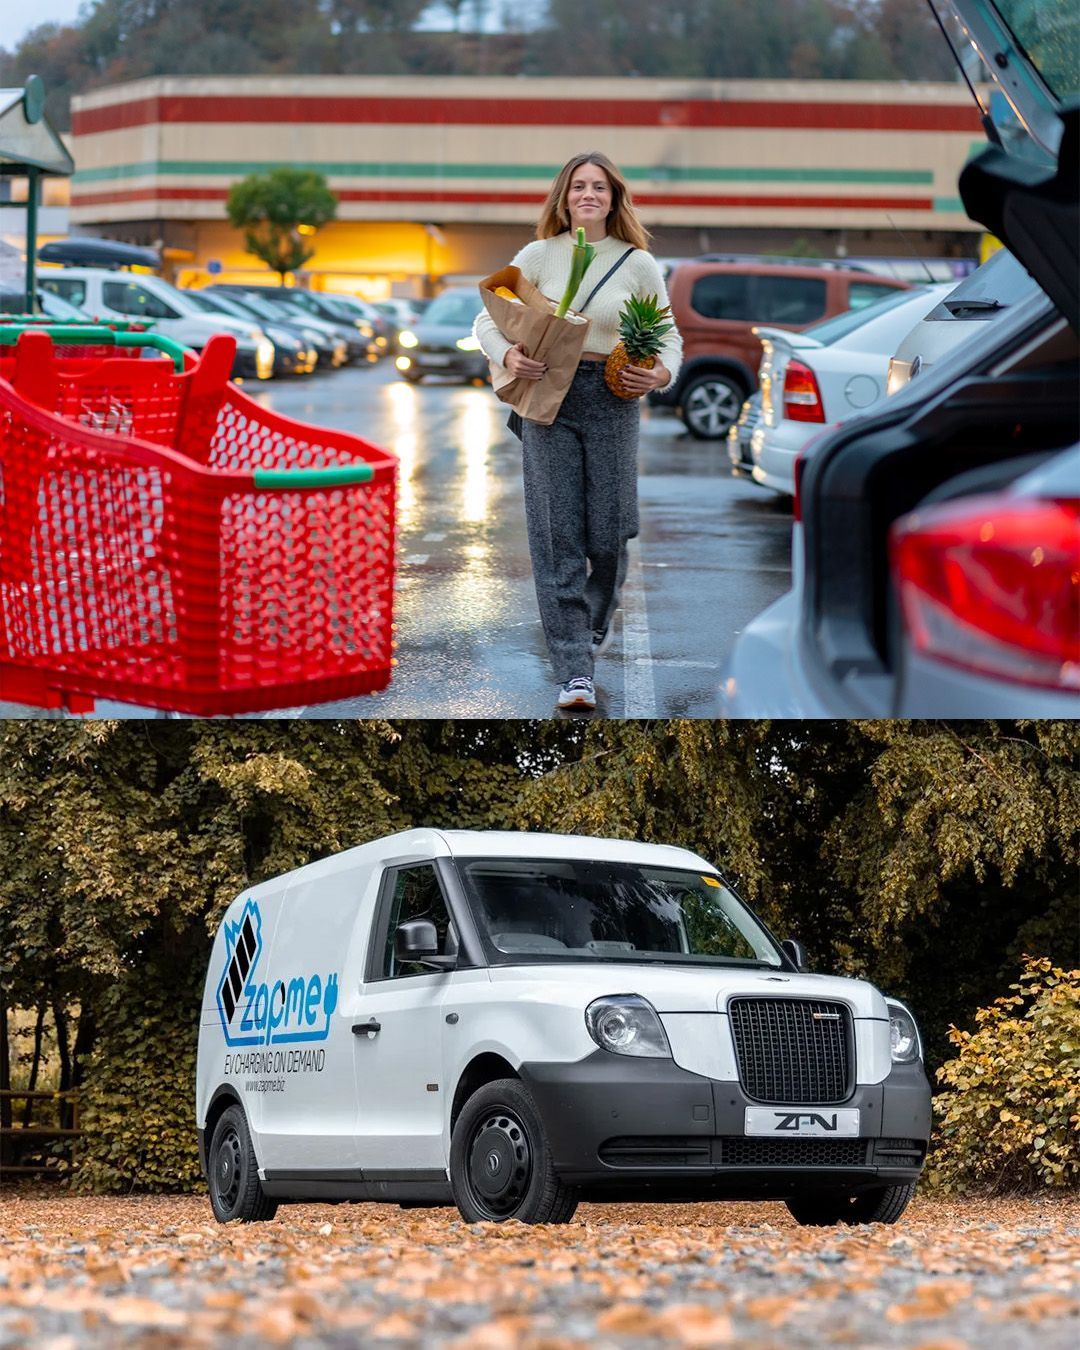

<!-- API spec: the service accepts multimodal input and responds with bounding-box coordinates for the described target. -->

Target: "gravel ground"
[0,1191,1077,1348]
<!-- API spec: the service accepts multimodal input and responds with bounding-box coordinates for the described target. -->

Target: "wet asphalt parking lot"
[5,359,794,720]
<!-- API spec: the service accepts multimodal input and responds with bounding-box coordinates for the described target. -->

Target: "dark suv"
[653,258,909,438]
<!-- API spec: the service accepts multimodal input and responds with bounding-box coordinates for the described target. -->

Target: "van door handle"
[352,1021,381,1037]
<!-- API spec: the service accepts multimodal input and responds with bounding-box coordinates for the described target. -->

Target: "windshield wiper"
[944,298,1004,315]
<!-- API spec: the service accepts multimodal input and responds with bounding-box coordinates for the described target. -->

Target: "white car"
[750,285,953,497]
[197,829,931,1228]
[37,267,275,380]
[887,249,1039,394]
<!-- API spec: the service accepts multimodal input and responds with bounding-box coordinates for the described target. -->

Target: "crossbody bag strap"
[578,247,635,312]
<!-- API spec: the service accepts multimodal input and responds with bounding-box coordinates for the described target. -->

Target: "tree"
[225,168,338,282]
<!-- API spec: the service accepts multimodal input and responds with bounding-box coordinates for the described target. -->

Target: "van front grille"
[728,998,853,1104]
[718,1137,868,1167]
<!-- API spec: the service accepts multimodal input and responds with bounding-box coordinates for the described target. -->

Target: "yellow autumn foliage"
[930,956,1080,1193]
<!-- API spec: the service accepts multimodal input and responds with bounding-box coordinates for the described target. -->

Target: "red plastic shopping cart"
[0,329,396,715]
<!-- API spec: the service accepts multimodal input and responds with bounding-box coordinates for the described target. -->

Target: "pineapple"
[605,294,674,399]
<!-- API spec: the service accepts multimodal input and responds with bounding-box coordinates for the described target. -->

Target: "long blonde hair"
[536,152,651,251]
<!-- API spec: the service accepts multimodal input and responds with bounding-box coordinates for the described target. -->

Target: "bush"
[930,957,1080,1193]
[73,959,203,1194]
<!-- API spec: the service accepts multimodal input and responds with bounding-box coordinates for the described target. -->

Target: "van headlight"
[887,1000,921,1063]
[585,995,671,1058]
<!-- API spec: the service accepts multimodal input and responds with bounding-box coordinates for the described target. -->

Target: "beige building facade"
[68,75,986,297]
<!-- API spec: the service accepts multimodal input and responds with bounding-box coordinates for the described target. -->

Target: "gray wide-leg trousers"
[520,362,641,683]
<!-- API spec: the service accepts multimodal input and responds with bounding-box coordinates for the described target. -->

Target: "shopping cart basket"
[0,328,396,715]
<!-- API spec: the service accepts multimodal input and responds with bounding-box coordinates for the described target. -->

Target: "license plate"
[422,353,451,366]
[745,1107,860,1137]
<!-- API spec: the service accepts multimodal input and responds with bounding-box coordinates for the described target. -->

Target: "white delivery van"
[197,830,931,1227]
[37,268,275,380]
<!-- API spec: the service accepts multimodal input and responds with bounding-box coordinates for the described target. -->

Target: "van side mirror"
[395,919,456,970]
[781,938,808,972]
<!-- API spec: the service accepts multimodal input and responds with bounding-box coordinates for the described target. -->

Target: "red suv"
[653,258,910,438]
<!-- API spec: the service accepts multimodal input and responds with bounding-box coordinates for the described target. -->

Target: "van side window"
[41,278,86,308]
[102,281,179,321]
[753,276,827,324]
[380,865,455,979]
[690,273,753,320]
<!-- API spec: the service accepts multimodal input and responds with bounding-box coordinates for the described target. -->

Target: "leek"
[554,227,596,318]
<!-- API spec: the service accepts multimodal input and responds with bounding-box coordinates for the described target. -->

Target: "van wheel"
[680,373,743,439]
[207,1104,277,1223]
[786,1181,917,1227]
[450,1079,578,1225]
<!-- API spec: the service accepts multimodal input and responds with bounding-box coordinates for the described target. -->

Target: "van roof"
[240,829,715,899]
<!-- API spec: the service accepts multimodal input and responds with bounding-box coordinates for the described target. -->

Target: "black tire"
[786,1181,917,1227]
[450,1078,578,1225]
[400,369,423,383]
[679,373,745,439]
[207,1104,277,1223]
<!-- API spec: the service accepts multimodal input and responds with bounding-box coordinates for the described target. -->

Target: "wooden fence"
[0,1089,82,1178]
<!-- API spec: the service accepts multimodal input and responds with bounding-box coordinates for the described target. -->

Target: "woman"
[474,151,682,710]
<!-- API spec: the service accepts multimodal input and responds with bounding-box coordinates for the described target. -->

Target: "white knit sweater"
[474,233,683,388]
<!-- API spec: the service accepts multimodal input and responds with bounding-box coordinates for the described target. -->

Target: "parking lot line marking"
[622,540,657,717]
[403,554,430,565]
[422,532,447,542]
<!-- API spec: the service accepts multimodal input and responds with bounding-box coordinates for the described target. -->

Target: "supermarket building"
[67,75,986,298]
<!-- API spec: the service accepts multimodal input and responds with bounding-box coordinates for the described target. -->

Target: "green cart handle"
[253,465,375,490]
[0,325,189,371]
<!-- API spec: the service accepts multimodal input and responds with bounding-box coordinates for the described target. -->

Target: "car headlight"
[887,1000,921,1063]
[585,995,671,1058]
[456,335,481,352]
[398,330,419,348]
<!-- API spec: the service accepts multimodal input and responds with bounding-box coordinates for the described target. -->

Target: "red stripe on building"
[71,186,936,211]
[72,95,980,137]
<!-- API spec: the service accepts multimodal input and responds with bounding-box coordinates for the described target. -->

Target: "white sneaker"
[557,676,596,709]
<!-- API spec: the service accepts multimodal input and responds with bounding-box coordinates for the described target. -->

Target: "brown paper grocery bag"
[479,266,591,426]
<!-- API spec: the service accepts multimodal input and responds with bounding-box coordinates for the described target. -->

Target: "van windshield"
[457,859,784,967]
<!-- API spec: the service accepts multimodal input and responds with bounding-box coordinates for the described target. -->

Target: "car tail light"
[890,495,1080,690]
[783,360,825,423]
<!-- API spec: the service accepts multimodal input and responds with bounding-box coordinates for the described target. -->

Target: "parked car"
[374,298,423,331]
[395,287,487,383]
[204,287,348,370]
[720,0,1078,717]
[0,287,93,321]
[213,285,371,363]
[197,829,930,1227]
[727,391,764,481]
[748,284,954,497]
[184,288,316,377]
[37,268,275,380]
[322,294,395,353]
[650,259,909,439]
[886,248,1039,394]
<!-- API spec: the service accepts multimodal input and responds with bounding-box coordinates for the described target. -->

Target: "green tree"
[225,168,338,282]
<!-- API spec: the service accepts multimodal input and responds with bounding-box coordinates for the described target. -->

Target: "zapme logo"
[215,899,338,1048]
[774,1112,839,1132]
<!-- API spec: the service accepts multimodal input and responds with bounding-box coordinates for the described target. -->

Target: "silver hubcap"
[686,381,741,437]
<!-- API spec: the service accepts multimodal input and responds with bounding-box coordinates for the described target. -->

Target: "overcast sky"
[2,0,86,53]
[0,2,523,55]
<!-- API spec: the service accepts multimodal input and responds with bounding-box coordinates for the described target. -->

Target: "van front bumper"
[519,1052,930,1197]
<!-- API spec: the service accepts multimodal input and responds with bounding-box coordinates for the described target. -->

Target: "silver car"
[721,0,1078,717]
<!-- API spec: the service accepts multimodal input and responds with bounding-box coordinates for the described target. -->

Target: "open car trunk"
[799,329,1078,697]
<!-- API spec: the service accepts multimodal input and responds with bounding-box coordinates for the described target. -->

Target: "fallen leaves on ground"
[0,1192,1076,1347]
